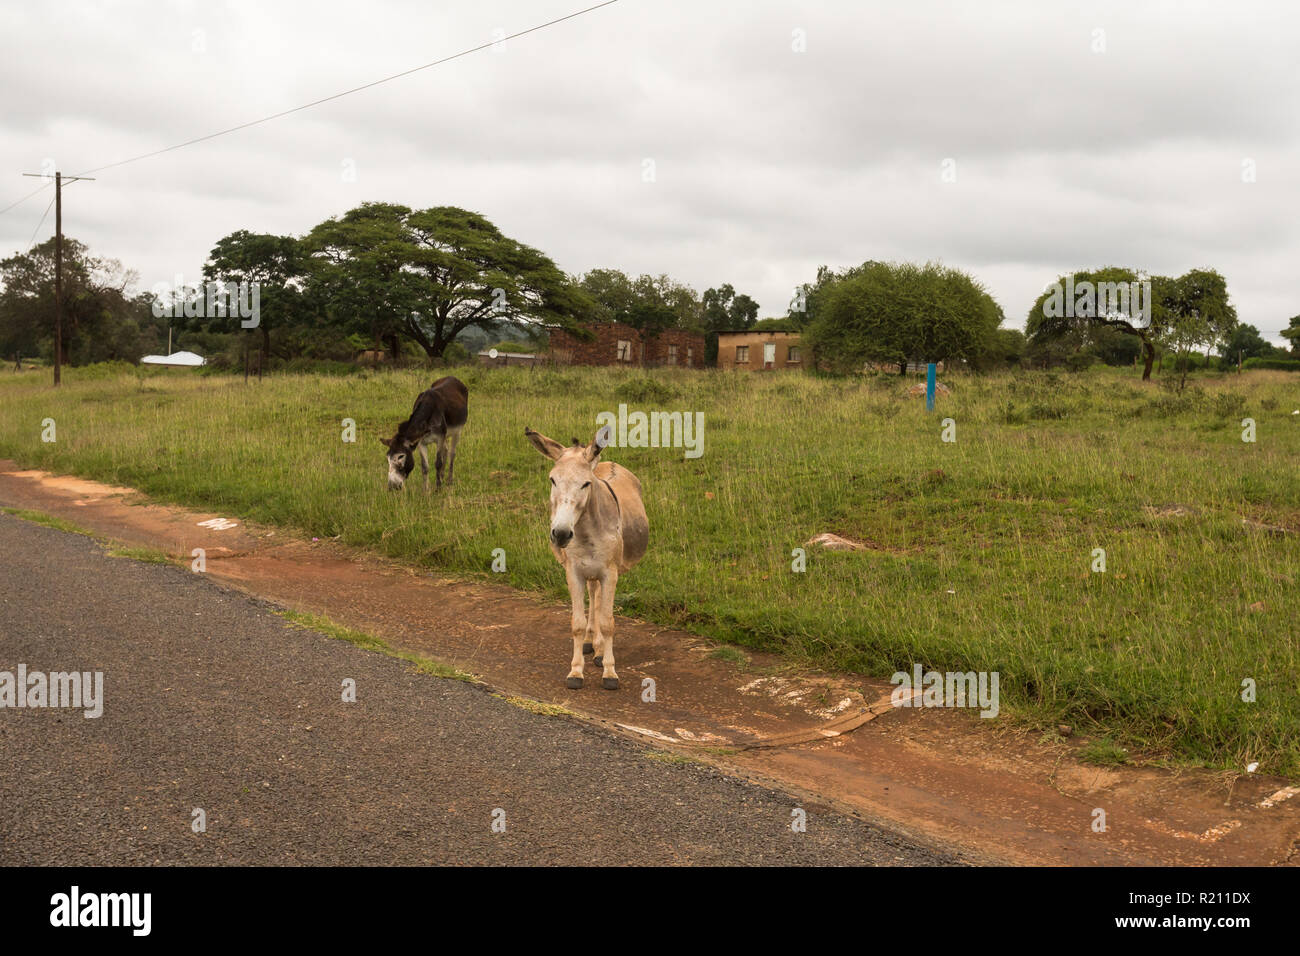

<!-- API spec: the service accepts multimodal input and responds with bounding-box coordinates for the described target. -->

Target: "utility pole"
[21,170,95,386]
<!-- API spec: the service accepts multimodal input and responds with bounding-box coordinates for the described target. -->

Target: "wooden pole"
[54,172,62,387]
[21,171,94,387]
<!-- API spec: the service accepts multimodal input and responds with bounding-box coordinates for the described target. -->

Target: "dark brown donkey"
[380,376,468,491]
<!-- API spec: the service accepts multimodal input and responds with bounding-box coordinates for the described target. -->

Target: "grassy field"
[1,362,1297,774]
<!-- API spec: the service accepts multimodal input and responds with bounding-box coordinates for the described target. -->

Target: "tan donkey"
[525,426,649,690]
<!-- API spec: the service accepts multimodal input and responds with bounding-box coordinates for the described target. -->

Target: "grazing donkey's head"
[379,435,417,491]
[525,426,609,549]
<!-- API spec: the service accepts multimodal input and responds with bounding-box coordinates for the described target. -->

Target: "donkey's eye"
[549,477,556,485]
[582,481,591,489]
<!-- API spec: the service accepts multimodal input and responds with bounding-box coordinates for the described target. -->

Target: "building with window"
[547,321,706,368]
[716,329,803,371]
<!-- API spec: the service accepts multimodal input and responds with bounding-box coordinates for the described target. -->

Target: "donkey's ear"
[585,425,612,463]
[524,427,566,461]
[378,436,392,449]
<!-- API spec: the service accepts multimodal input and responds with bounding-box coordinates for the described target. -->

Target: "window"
[735,345,749,364]
[667,343,679,365]
[686,347,693,365]
[787,346,801,363]
[616,340,633,362]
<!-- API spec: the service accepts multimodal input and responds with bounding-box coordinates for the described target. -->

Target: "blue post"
[926,362,936,411]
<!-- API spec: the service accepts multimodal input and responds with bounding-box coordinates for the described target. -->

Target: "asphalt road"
[0,513,955,866]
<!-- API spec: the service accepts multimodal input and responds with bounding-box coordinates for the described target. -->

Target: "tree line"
[3,201,1296,374]
[0,203,764,370]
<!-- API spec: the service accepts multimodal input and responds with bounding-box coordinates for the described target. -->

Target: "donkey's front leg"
[434,436,447,490]
[564,562,588,689]
[417,443,431,492]
[583,579,603,658]
[595,567,619,690]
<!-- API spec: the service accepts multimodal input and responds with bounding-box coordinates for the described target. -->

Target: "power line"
[26,194,56,250]
[73,0,621,178]
[1,180,51,216]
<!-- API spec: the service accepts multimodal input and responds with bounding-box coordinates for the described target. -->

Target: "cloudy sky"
[2,0,1297,342]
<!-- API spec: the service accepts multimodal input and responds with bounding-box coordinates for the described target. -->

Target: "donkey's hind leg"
[444,426,462,485]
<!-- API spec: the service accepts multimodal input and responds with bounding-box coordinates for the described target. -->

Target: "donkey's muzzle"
[550,527,573,548]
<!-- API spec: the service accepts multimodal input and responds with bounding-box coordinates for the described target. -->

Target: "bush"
[615,376,680,404]
[1027,400,1070,420]
[270,358,361,377]
[1242,357,1300,371]
[70,360,141,380]
[442,342,471,363]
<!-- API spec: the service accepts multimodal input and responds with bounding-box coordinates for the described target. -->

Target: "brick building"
[547,321,706,368]
[715,329,804,371]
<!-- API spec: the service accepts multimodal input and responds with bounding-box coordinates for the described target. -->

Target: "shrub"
[1242,357,1300,371]
[615,377,680,404]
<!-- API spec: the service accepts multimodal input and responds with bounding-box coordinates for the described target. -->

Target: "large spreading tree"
[1027,266,1236,380]
[304,203,590,361]
[196,230,307,358]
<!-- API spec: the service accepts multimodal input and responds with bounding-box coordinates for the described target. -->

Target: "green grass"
[1079,738,1131,767]
[642,750,702,765]
[493,694,576,718]
[105,545,176,564]
[708,646,752,666]
[1,506,94,537]
[276,609,477,682]
[1,363,1298,774]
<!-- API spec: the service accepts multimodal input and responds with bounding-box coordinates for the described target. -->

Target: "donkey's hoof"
[583,642,594,655]
[593,655,603,667]
[602,677,619,691]
[565,676,583,690]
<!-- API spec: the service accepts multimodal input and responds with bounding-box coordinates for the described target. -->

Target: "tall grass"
[2,363,1297,773]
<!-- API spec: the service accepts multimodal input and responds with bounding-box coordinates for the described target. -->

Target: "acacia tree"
[1027,266,1236,381]
[304,203,589,360]
[197,230,306,358]
[304,203,421,361]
